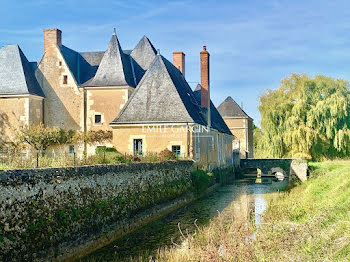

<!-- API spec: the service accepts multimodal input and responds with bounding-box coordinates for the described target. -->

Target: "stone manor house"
[0,28,253,168]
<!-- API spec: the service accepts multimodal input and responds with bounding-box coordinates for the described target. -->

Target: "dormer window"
[63,75,68,84]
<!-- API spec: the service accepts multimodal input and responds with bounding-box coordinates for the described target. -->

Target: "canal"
[81,177,289,261]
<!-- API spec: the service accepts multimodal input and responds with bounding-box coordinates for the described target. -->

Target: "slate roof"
[54,33,157,88]
[192,88,232,135]
[130,36,157,83]
[84,34,136,87]
[0,45,45,97]
[217,96,251,118]
[111,55,232,135]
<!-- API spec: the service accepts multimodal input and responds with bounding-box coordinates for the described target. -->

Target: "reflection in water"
[82,177,288,261]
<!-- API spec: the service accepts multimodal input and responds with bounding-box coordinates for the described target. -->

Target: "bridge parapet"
[240,158,308,182]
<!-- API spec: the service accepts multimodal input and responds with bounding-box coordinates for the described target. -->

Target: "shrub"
[191,169,215,195]
[141,152,160,163]
[95,146,117,153]
[159,148,177,161]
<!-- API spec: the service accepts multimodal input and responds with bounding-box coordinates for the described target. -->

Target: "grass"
[143,160,350,261]
[0,149,180,170]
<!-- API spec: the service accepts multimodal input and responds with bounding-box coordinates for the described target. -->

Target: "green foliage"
[17,123,75,152]
[191,169,215,194]
[256,161,350,261]
[95,146,117,153]
[73,130,112,145]
[257,73,350,160]
[159,148,177,161]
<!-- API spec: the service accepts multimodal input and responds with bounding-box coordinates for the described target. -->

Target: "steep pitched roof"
[84,34,136,87]
[111,54,206,125]
[192,88,232,135]
[0,45,44,97]
[130,36,157,83]
[194,83,201,91]
[217,96,250,118]
[111,55,232,135]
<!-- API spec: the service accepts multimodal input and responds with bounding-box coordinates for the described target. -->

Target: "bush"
[142,152,160,163]
[159,149,177,161]
[191,169,215,195]
[95,146,117,153]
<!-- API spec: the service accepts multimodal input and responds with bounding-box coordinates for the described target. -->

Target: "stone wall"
[240,158,308,182]
[0,161,194,261]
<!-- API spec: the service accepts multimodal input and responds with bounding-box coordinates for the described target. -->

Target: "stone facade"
[112,124,233,169]
[223,117,254,158]
[1,28,235,166]
[0,96,43,144]
[0,161,195,261]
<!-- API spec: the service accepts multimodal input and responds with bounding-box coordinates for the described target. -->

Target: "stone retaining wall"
[0,161,194,261]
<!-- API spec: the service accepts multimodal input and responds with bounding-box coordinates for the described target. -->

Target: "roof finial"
[113,28,116,35]
[157,49,160,56]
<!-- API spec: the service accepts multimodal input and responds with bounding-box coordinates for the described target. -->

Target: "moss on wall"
[0,161,193,261]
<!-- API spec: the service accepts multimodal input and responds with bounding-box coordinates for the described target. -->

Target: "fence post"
[73,152,76,167]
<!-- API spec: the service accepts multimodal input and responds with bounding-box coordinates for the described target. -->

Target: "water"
[81,177,288,261]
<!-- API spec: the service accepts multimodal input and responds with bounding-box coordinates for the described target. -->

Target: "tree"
[258,73,350,160]
[72,130,112,145]
[17,123,75,153]
[17,124,113,155]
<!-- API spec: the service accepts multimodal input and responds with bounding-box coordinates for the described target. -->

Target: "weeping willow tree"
[257,73,350,160]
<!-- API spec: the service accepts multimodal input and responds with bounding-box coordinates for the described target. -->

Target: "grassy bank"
[149,161,350,261]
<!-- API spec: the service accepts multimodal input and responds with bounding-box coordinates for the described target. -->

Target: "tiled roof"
[217,96,250,118]
[0,45,44,97]
[111,55,232,136]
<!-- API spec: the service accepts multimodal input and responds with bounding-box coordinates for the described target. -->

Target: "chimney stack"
[43,28,62,55]
[173,51,185,77]
[200,45,210,108]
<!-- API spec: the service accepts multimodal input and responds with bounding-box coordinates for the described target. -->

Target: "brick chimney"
[200,45,210,108]
[173,51,185,77]
[43,28,62,55]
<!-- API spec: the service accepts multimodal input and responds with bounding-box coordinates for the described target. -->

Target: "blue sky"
[1,0,350,125]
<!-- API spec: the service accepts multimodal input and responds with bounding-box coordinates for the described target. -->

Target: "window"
[171,145,181,156]
[95,114,102,124]
[133,139,143,156]
[63,75,68,84]
[69,145,75,154]
[59,61,62,66]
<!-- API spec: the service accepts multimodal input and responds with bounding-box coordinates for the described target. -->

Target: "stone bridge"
[240,158,308,182]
